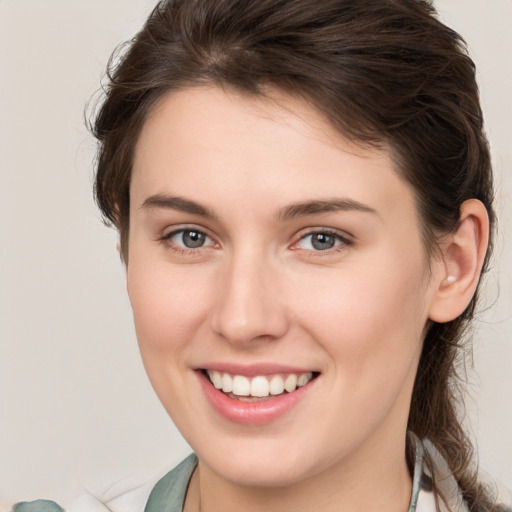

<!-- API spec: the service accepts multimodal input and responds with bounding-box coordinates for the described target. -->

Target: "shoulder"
[10,501,64,512]
[412,435,512,512]
[74,454,198,512]
[68,480,155,512]
[8,454,198,512]
[409,433,469,512]
[144,453,198,512]
[8,482,153,512]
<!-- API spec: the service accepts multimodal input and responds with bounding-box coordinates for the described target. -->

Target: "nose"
[211,252,290,346]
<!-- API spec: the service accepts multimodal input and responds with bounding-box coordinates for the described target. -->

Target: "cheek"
[126,255,219,429]
[126,257,212,359]
[289,250,430,386]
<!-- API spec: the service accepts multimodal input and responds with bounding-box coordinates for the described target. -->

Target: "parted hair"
[91,1,502,510]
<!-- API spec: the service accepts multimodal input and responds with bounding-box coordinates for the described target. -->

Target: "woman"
[11,0,509,511]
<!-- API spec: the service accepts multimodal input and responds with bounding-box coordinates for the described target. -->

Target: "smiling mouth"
[204,370,318,402]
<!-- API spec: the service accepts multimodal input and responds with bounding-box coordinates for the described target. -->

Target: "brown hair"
[91,0,502,510]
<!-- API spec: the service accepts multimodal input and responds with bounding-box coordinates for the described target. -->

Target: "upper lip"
[197,362,319,377]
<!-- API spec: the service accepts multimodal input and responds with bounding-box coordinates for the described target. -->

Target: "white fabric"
[416,489,437,512]
[422,439,469,512]
[68,480,155,512]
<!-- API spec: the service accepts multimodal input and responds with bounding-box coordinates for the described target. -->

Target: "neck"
[185,430,413,512]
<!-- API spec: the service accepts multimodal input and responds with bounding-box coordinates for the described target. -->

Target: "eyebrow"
[278,198,378,220]
[141,194,217,219]
[140,194,378,221]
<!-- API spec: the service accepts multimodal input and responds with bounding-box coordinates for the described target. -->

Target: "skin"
[126,86,457,512]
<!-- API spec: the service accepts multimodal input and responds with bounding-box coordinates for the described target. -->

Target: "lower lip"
[198,371,317,425]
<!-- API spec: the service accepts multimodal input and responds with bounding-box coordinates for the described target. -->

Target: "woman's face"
[127,86,442,487]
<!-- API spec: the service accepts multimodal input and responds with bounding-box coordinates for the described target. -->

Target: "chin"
[212,455,313,488]
[191,431,330,489]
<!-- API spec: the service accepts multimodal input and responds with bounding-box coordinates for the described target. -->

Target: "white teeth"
[232,375,251,396]
[211,370,222,389]
[269,375,285,395]
[222,372,233,393]
[206,370,315,398]
[297,372,313,387]
[251,376,270,397]
[284,374,297,392]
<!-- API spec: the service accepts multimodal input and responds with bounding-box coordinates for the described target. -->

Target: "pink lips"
[197,366,318,425]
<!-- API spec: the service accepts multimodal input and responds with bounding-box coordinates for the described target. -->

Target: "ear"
[428,199,490,323]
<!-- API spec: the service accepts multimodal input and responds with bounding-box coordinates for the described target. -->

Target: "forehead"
[131,86,416,226]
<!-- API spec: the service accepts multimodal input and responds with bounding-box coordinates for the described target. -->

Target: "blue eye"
[297,232,345,251]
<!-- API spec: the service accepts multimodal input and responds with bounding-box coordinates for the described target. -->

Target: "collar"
[144,436,467,512]
[409,432,468,512]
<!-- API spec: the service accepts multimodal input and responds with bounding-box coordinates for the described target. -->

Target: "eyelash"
[159,227,216,256]
[158,227,353,257]
[292,229,353,256]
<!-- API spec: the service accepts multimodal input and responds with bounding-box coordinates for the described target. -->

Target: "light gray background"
[0,0,510,506]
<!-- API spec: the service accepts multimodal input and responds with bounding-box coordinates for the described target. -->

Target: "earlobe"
[428,199,490,323]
